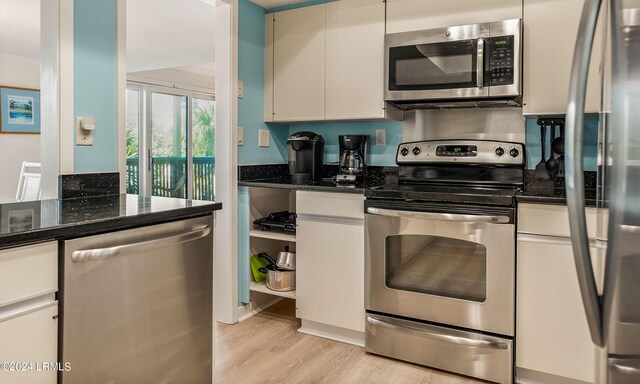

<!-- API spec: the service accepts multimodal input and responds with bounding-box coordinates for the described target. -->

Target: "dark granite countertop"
[0,194,222,249]
[239,177,370,194]
[238,164,397,194]
[517,171,597,206]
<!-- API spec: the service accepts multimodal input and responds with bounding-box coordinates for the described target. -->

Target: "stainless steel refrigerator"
[566,0,640,382]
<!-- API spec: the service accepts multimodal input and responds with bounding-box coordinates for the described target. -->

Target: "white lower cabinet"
[516,204,606,384]
[296,191,365,345]
[0,242,58,384]
[0,303,58,384]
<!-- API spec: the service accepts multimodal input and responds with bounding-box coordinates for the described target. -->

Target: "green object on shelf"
[250,254,269,283]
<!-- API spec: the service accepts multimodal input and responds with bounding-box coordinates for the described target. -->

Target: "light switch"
[258,129,270,147]
[76,116,95,146]
[238,80,244,98]
[238,127,244,145]
[375,128,386,146]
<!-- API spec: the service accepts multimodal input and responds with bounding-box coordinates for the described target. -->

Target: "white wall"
[0,55,41,202]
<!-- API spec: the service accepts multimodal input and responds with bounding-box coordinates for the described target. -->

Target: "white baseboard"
[298,319,365,347]
[236,295,283,322]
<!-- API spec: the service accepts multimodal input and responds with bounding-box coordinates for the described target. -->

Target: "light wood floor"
[215,299,484,384]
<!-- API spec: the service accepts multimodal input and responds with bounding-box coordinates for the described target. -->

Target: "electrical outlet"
[258,129,270,147]
[375,128,386,146]
[238,80,244,98]
[238,127,244,145]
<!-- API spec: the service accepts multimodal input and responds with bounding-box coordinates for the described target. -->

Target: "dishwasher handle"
[366,207,510,224]
[71,226,211,262]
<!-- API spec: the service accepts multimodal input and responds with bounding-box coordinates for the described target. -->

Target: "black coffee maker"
[287,131,324,184]
[337,135,369,183]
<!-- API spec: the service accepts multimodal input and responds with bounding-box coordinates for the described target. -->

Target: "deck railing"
[126,157,215,200]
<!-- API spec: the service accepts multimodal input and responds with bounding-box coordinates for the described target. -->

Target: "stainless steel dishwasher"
[60,216,213,384]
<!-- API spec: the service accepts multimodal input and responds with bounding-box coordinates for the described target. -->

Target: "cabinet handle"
[71,226,211,262]
[0,302,57,323]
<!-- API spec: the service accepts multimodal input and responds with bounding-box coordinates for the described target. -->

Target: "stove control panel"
[396,140,524,165]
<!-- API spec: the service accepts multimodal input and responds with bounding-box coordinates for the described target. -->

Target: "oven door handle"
[366,207,510,224]
[367,315,509,350]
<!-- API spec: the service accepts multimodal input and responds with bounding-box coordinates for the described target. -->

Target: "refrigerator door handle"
[71,226,211,262]
[565,0,604,347]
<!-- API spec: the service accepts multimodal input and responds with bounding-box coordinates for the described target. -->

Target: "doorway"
[125,84,215,200]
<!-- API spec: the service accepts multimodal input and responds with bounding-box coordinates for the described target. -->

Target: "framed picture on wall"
[0,86,41,134]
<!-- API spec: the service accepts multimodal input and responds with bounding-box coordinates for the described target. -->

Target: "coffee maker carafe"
[287,131,324,184]
[337,135,369,183]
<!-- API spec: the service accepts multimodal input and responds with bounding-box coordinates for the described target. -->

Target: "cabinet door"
[516,236,602,383]
[272,5,325,122]
[325,0,385,120]
[523,0,604,115]
[296,217,364,333]
[386,0,522,34]
[0,303,58,384]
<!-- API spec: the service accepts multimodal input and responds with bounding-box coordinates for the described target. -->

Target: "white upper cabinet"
[269,5,326,122]
[386,0,522,33]
[325,0,385,120]
[265,0,391,123]
[523,0,605,115]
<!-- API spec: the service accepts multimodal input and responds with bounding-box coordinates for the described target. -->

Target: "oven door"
[384,22,490,102]
[365,204,515,336]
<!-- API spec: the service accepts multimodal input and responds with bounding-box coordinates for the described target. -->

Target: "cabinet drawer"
[0,302,58,384]
[517,203,599,239]
[296,191,364,219]
[0,242,57,307]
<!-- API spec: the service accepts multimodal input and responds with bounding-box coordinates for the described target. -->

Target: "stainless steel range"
[364,139,524,384]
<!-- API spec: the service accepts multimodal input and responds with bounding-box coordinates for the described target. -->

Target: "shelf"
[250,281,296,299]
[250,229,296,242]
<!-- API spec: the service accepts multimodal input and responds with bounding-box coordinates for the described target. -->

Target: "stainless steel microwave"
[384,19,522,110]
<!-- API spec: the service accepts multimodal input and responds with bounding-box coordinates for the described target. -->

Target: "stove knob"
[495,147,505,157]
[412,147,421,156]
[510,148,520,158]
[400,147,409,156]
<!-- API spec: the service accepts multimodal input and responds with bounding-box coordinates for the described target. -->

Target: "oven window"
[388,40,479,91]
[385,235,487,302]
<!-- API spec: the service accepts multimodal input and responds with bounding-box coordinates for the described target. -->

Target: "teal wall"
[238,0,289,165]
[289,121,402,166]
[524,116,598,171]
[73,0,118,173]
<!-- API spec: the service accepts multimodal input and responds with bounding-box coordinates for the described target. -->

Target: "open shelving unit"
[247,187,297,302]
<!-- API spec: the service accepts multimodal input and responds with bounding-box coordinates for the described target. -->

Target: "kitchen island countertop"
[0,194,222,249]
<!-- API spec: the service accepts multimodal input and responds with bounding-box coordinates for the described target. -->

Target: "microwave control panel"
[488,36,514,86]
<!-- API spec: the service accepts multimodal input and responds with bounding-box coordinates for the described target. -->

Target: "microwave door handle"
[477,37,485,88]
[565,0,603,347]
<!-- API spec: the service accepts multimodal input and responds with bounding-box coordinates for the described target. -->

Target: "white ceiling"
[250,0,311,9]
[127,0,216,73]
[0,0,40,61]
[0,0,215,73]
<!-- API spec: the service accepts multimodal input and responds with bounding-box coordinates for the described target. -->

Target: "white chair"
[15,162,41,201]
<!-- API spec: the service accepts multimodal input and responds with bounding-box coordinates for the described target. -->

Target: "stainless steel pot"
[276,246,296,270]
[264,264,296,292]
[258,253,296,292]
